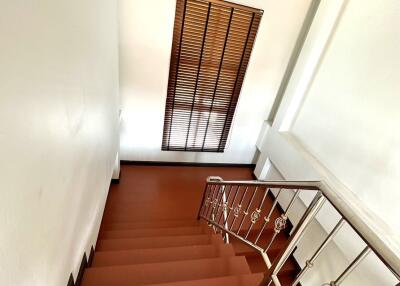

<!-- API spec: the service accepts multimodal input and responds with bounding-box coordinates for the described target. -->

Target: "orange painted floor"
[105,165,255,221]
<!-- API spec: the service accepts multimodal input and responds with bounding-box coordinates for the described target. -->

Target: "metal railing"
[197,176,400,286]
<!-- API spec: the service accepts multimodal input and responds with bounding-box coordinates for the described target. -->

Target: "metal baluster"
[211,184,224,221]
[214,185,231,224]
[217,185,234,223]
[229,186,249,231]
[202,184,214,218]
[236,186,259,234]
[264,190,300,253]
[216,185,229,235]
[329,246,371,286]
[210,185,223,221]
[259,192,326,286]
[221,188,230,243]
[292,218,346,286]
[223,186,241,226]
[244,187,270,239]
[254,188,282,244]
[215,186,226,235]
[209,185,222,233]
[198,184,211,218]
[205,185,218,219]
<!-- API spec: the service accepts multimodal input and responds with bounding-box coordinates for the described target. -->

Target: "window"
[162,0,262,152]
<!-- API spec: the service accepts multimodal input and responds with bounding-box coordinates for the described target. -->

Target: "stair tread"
[82,256,251,286]
[102,207,196,222]
[245,255,298,275]
[96,234,223,251]
[142,273,264,286]
[276,274,298,286]
[92,243,235,267]
[230,230,287,256]
[101,220,201,231]
[99,225,207,239]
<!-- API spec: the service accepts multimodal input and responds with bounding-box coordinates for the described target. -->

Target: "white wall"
[119,0,312,163]
[292,0,400,238]
[255,0,400,284]
[0,1,120,285]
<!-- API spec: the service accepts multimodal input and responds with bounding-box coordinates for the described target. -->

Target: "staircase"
[82,219,265,285]
[80,165,299,286]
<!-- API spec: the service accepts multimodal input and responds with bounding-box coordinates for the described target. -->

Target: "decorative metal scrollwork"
[222,202,228,212]
[213,198,218,209]
[233,204,241,217]
[211,213,215,221]
[250,209,261,223]
[205,197,211,206]
[274,214,287,233]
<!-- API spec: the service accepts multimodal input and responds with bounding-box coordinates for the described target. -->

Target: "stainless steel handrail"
[204,178,321,189]
[197,177,400,285]
[316,180,400,282]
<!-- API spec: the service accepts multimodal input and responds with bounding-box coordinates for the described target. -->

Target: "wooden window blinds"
[162,0,263,152]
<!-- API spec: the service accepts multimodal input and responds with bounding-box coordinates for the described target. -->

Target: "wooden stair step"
[101,220,200,231]
[245,255,298,276]
[230,229,287,257]
[277,274,298,286]
[96,234,223,252]
[99,226,206,239]
[143,273,264,286]
[92,243,235,267]
[104,200,194,209]
[81,256,251,286]
[102,213,195,223]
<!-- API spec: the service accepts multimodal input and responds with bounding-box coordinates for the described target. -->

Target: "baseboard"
[67,171,114,286]
[67,245,95,286]
[67,274,74,286]
[121,160,256,168]
[87,246,95,267]
[75,253,87,286]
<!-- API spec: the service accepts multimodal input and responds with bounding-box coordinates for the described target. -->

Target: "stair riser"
[101,220,201,231]
[96,235,223,252]
[92,244,235,267]
[138,273,264,286]
[99,226,206,239]
[82,257,251,286]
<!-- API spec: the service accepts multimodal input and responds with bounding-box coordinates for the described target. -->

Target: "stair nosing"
[97,233,216,242]
[139,273,264,286]
[93,242,231,254]
[91,244,236,268]
[95,234,224,252]
[85,255,250,272]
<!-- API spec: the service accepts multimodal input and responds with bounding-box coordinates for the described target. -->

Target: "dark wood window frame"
[162,0,263,152]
